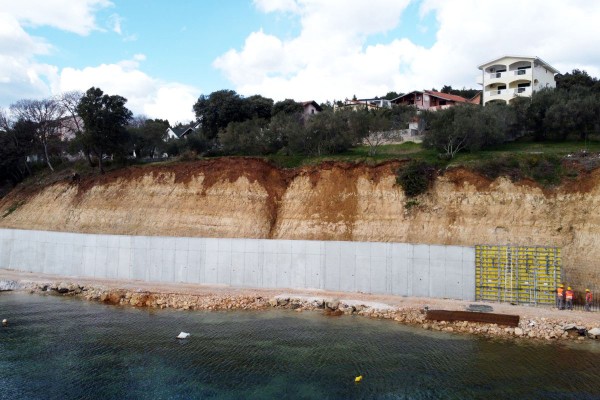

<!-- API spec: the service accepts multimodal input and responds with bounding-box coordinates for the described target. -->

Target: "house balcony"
[488,89,507,96]
[513,87,532,95]
[488,71,507,80]
[513,69,532,77]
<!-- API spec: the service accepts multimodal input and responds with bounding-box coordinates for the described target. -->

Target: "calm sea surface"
[1,292,600,399]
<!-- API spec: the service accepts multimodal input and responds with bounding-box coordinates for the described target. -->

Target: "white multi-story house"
[478,56,559,105]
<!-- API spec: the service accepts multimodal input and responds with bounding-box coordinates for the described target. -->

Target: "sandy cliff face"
[1,158,598,288]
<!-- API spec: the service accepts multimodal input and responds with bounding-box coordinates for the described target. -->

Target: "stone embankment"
[8,279,600,343]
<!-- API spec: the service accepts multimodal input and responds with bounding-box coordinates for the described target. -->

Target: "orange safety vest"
[565,290,574,300]
[586,292,593,302]
[557,287,564,297]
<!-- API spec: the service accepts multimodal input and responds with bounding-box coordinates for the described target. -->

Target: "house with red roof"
[391,90,478,111]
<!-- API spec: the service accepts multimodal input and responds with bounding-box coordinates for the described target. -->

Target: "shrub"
[473,154,564,187]
[396,161,437,197]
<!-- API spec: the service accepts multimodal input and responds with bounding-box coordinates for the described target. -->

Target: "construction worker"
[565,286,574,310]
[585,289,593,312]
[556,284,565,310]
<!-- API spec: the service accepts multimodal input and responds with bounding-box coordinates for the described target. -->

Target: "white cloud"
[0,0,112,35]
[0,3,195,124]
[0,13,59,101]
[108,13,123,35]
[59,56,198,123]
[253,0,300,13]
[215,0,600,101]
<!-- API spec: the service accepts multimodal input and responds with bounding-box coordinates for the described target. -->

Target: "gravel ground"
[2,268,599,328]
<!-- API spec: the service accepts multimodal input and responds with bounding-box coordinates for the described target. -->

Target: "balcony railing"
[514,87,531,94]
[489,72,507,79]
[489,89,506,96]
[514,69,530,76]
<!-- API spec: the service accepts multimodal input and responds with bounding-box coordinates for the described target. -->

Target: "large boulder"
[325,298,340,310]
[587,328,600,339]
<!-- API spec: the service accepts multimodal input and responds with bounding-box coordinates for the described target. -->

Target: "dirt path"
[2,268,599,328]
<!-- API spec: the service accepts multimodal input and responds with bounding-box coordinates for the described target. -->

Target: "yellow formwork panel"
[475,245,561,305]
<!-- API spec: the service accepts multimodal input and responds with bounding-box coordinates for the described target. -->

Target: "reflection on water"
[1,293,600,399]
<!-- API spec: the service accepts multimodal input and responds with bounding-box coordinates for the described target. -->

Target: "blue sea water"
[1,292,600,399]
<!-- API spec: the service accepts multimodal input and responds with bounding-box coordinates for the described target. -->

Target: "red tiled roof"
[424,90,469,103]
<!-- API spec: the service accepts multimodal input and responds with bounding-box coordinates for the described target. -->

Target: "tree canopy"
[77,87,133,173]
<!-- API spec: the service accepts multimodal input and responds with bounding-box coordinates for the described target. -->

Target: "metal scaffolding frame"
[475,245,561,305]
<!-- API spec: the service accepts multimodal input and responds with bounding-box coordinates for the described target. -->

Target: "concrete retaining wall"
[0,229,476,300]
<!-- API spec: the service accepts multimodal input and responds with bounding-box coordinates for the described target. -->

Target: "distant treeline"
[0,70,598,193]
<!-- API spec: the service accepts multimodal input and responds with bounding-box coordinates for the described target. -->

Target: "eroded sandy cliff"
[1,158,598,288]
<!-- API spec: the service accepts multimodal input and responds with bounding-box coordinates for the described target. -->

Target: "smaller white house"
[478,56,559,105]
[301,101,322,117]
[166,121,201,139]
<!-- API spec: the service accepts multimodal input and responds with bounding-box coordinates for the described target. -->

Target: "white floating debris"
[2,319,7,327]
[176,332,190,339]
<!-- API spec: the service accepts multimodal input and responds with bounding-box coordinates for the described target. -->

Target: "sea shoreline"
[2,268,600,344]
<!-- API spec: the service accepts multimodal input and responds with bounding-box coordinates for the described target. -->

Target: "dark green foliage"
[193,90,246,140]
[245,95,274,120]
[219,118,281,155]
[423,103,516,158]
[440,85,480,99]
[396,161,437,197]
[555,69,600,92]
[184,132,211,155]
[300,110,358,156]
[76,87,133,173]
[272,99,303,116]
[473,154,564,187]
[0,118,35,186]
[383,91,401,100]
[128,118,169,158]
[193,90,274,140]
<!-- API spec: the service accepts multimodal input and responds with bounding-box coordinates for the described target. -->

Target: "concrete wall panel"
[262,253,277,288]
[324,241,341,291]
[339,242,356,293]
[0,229,476,301]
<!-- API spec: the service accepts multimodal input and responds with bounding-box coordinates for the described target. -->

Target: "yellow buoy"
[355,375,363,383]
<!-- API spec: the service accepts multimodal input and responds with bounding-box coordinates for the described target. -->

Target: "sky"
[1,0,600,124]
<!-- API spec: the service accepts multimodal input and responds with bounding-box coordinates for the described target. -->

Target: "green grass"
[265,140,600,169]
[266,141,438,168]
[448,140,600,166]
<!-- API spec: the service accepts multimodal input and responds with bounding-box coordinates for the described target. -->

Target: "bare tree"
[0,108,10,132]
[58,91,83,136]
[10,98,65,171]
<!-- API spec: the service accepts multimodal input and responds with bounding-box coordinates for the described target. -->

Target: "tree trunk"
[22,158,31,176]
[43,141,54,172]
[85,151,94,167]
[98,155,104,174]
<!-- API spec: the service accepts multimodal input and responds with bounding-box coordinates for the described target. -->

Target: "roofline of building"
[477,55,559,74]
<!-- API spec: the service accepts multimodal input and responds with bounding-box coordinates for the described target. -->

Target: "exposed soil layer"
[1,158,600,291]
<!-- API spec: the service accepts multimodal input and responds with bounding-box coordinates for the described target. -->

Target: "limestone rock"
[587,327,600,338]
[514,327,524,336]
[325,299,340,310]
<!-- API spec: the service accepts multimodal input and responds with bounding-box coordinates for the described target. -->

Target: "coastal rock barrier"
[11,280,599,343]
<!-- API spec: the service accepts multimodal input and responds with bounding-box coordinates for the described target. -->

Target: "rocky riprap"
[19,281,600,343]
